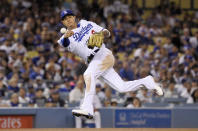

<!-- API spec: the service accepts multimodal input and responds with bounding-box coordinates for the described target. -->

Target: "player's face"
[62,15,76,29]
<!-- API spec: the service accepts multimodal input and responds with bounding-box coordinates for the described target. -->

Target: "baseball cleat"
[72,109,93,119]
[147,75,164,96]
[153,85,164,96]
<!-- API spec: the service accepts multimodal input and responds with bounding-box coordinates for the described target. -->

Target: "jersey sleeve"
[86,20,110,36]
[57,35,70,48]
[57,35,76,52]
[87,20,104,32]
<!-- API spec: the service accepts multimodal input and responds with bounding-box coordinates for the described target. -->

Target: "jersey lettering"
[73,24,93,42]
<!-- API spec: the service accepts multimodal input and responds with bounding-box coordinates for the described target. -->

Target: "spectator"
[104,87,112,103]
[180,81,194,103]
[28,99,36,108]
[128,26,141,49]
[32,88,46,107]
[69,79,84,103]
[171,21,181,49]
[192,89,198,103]
[180,28,190,47]
[164,37,174,51]
[149,23,162,36]
[45,57,61,73]
[164,82,179,98]
[60,78,72,93]
[189,31,198,48]
[8,93,21,107]
[7,77,19,93]
[110,98,118,107]
[103,99,111,107]
[126,97,141,108]
[191,80,198,94]
[138,21,149,36]
[137,89,152,103]
[125,91,137,100]
[18,87,30,105]
[27,86,35,100]
[0,39,13,54]
[119,61,134,80]
[95,83,105,102]
[0,75,6,97]
[45,98,55,108]
[103,1,115,18]
[0,94,8,107]
[33,77,46,90]
[49,90,65,107]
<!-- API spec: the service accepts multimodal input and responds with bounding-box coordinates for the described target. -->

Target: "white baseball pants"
[80,47,157,115]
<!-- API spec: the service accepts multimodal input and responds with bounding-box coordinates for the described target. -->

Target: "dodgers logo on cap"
[60,9,74,20]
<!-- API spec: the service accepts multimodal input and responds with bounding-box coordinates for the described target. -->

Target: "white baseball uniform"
[57,19,158,115]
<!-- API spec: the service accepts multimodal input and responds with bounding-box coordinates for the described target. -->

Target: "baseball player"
[57,9,163,119]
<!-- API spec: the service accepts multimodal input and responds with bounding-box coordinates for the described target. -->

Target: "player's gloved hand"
[88,32,104,48]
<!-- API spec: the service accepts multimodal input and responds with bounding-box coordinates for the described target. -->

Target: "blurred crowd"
[0,0,198,108]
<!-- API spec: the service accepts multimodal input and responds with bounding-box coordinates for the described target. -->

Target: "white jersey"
[57,19,106,63]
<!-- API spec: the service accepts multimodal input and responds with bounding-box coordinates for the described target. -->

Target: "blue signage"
[115,109,171,128]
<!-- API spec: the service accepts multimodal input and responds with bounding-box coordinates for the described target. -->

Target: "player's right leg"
[72,65,96,119]
[72,58,103,119]
[100,68,163,96]
[72,48,115,119]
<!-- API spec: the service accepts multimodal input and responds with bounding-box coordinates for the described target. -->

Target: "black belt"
[87,49,99,64]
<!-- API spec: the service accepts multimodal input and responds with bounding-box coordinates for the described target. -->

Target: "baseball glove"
[88,32,104,48]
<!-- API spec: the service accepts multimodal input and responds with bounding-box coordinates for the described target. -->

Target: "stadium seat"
[117,103,124,107]
[152,37,167,45]
[4,92,13,100]
[163,97,187,104]
[22,103,28,107]
[177,13,185,21]
[142,10,152,20]
[169,0,179,5]
[128,54,134,59]
[137,0,143,8]
[177,103,198,108]
[117,52,125,60]
[148,45,154,52]
[143,102,170,108]
[26,51,39,58]
[195,0,198,9]
[152,96,163,103]
[181,0,190,9]
[191,28,198,35]
[68,102,80,107]
[145,0,156,8]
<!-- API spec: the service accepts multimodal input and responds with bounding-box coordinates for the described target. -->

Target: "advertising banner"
[115,109,171,128]
[0,115,33,128]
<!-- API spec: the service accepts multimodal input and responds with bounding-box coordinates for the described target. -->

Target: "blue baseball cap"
[60,9,74,20]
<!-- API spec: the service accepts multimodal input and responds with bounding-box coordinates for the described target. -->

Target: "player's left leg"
[100,68,163,95]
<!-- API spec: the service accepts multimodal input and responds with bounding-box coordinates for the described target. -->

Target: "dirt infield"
[1,128,198,131]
